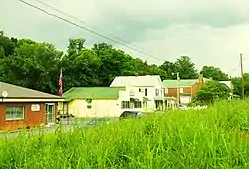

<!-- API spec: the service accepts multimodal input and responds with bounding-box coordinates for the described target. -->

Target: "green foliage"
[195,80,230,104]
[174,56,198,79]
[232,73,249,98]
[0,31,246,96]
[0,40,62,93]
[0,31,17,57]
[1,100,249,168]
[159,61,176,79]
[201,65,229,81]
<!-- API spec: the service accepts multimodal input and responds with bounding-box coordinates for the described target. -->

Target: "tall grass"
[1,100,249,168]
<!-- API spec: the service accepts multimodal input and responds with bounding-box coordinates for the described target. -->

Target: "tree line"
[0,31,248,98]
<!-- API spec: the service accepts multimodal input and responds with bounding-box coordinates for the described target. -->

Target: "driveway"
[0,117,117,139]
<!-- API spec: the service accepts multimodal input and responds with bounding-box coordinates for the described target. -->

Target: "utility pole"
[230,76,233,100]
[176,72,180,107]
[172,72,180,107]
[240,53,245,100]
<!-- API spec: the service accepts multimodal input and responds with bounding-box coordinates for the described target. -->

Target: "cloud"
[0,0,249,77]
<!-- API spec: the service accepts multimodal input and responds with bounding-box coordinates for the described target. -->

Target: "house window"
[134,101,142,108]
[121,101,130,109]
[165,88,168,93]
[145,88,148,96]
[130,90,135,97]
[180,88,183,94]
[6,106,24,120]
[139,88,141,92]
[155,89,159,96]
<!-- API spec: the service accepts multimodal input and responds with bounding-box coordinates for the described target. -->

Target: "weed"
[0,100,249,168]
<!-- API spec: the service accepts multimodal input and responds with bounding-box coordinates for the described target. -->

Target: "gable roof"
[63,87,125,101]
[219,81,234,90]
[110,75,164,87]
[0,82,62,99]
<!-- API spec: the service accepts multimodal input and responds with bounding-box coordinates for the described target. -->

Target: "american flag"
[58,69,63,97]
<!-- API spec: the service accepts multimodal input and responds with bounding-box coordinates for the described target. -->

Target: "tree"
[194,81,230,104]
[0,40,63,93]
[67,38,85,56]
[0,46,4,58]
[201,66,229,81]
[0,31,17,57]
[148,64,167,80]
[92,43,137,86]
[174,56,198,79]
[1,32,242,96]
[61,48,102,91]
[159,61,176,79]
[232,73,249,98]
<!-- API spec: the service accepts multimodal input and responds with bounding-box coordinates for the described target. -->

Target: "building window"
[155,100,163,109]
[165,88,168,93]
[134,101,142,108]
[121,101,130,109]
[139,88,141,92]
[6,106,24,120]
[180,88,183,94]
[155,89,159,96]
[145,88,148,96]
[130,90,135,97]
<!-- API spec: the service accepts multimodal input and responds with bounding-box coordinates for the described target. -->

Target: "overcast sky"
[1,0,249,77]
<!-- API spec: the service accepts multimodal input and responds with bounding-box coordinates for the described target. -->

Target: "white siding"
[68,99,121,118]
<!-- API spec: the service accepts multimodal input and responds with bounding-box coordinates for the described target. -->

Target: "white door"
[180,96,191,104]
[46,103,55,124]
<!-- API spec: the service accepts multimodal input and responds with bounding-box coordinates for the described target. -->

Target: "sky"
[1,0,249,77]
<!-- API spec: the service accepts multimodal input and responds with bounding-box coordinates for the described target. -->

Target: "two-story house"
[110,75,166,111]
[163,74,207,104]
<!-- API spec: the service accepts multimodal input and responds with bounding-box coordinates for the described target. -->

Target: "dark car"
[119,111,144,120]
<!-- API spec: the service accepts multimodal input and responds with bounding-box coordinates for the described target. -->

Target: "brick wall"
[0,102,57,131]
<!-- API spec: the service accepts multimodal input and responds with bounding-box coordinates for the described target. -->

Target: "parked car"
[119,111,144,120]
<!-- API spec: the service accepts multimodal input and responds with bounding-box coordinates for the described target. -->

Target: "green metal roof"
[163,78,210,88]
[163,79,197,88]
[63,87,125,101]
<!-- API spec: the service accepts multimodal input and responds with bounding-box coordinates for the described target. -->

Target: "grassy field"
[1,100,249,168]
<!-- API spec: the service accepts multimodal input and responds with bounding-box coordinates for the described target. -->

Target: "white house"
[110,75,166,111]
[219,81,234,100]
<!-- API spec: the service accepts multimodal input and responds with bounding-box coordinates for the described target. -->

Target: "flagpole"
[61,68,65,124]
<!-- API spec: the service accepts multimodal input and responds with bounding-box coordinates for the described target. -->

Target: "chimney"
[135,72,138,77]
[198,73,203,86]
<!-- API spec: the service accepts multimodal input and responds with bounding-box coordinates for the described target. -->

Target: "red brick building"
[163,74,206,104]
[0,82,64,131]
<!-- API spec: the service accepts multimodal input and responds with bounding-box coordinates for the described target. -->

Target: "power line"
[33,0,148,49]
[17,0,164,62]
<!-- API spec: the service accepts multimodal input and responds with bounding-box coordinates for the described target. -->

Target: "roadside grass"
[0,100,249,168]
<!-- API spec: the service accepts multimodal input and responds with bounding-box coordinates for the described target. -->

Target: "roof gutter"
[2,98,65,103]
